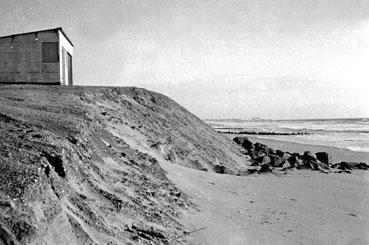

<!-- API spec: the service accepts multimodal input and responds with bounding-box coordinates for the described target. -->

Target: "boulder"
[233,136,253,150]
[357,162,369,170]
[233,136,247,145]
[316,152,329,165]
[254,142,267,152]
[296,162,311,170]
[302,151,316,162]
[261,155,272,165]
[316,160,330,170]
[307,160,319,170]
[256,151,267,158]
[287,155,297,167]
[287,155,303,168]
[263,146,275,155]
[338,162,352,170]
[213,164,225,174]
[282,153,292,161]
[258,164,273,174]
[318,163,329,171]
[248,150,259,160]
[345,162,369,170]
[276,150,284,157]
[292,152,302,158]
[241,140,254,151]
[249,160,260,166]
[297,152,319,169]
[282,160,292,169]
[255,155,271,165]
[269,154,285,167]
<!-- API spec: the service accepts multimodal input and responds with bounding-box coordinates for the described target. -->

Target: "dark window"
[42,42,59,63]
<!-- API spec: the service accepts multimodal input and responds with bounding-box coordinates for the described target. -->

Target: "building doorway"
[67,52,73,86]
[62,48,72,85]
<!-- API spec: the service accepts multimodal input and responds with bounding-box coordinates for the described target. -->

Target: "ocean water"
[205,118,369,153]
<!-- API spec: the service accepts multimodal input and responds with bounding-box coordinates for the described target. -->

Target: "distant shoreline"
[216,129,309,136]
[205,117,369,122]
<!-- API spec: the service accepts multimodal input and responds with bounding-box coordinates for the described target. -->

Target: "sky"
[0,0,369,119]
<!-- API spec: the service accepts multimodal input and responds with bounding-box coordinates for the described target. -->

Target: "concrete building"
[0,27,74,85]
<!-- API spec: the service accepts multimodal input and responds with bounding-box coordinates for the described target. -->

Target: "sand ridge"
[0,85,248,244]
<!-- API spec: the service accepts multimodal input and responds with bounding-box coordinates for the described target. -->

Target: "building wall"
[0,30,60,84]
[58,30,73,86]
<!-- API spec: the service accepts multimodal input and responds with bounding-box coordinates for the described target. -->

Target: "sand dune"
[0,85,246,244]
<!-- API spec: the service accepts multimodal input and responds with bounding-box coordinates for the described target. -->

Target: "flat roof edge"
[0,27,74,47]
[57,27,74,47]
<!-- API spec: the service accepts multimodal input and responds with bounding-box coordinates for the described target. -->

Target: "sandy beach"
[2,1,369,244]
[161,134,369,245]
[164,162,369,245]
[1,86,368,245]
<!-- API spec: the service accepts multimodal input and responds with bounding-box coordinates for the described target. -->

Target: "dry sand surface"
[163,162,369,245]
[161,135,369,245]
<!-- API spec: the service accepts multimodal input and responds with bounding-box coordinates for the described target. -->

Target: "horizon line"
[204,117,369,122]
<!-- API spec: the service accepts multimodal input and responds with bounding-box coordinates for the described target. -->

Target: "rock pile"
[233,136,369,175]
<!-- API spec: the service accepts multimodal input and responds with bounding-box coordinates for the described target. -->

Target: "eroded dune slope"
[0,85,247,245]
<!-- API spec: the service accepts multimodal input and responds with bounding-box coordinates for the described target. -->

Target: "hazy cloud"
[1,0,368,118]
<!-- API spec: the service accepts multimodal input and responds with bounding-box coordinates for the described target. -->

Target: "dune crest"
[0,85,247,244]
